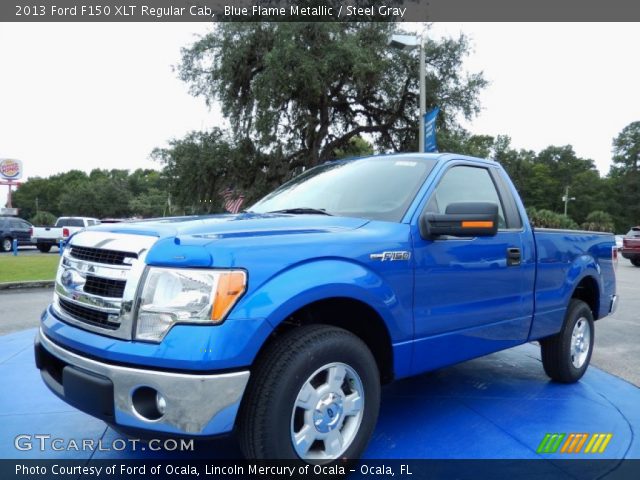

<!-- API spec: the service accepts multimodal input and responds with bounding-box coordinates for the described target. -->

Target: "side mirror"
[420,202,499,239]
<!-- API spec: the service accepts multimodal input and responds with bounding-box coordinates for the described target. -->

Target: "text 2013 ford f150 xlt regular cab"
[34,153,617,462]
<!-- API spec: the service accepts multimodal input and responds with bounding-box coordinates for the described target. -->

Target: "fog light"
[131,386,164,420]
[156,392,167,415]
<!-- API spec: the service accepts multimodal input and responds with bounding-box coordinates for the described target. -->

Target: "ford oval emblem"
[61,269,73,287]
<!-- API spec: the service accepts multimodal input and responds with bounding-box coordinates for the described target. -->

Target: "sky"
[1,22,639,209]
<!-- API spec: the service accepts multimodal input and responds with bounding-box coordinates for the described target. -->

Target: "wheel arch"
[571,274,600,320]
[231,259,410,383]
[256,296,395,384]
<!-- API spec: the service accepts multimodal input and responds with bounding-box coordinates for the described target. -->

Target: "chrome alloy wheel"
[290,362,364,461]
[571,316,591,368]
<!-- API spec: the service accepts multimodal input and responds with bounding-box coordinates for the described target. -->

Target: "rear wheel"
[237,325,380,462]
[541,299,594,383]
[631,257,640,267]
[37,243,52,253]
[1,237,12,252]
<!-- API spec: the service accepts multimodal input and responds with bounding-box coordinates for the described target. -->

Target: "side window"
[426,165,507,229]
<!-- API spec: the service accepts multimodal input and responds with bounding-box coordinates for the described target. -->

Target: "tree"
[152,128,273,213]
[127,169,170,217]
[493,136,536,202]
[57,178,130,218]
[332,136,373,159]
[610,121,640,229]
[13,168,169,220]
[612,121,640,173]
[439,131,495,159]
[534,145,599,218]
[178,22,486,189]
[129,188,170,218]
[493,139,608,225]
[12,170,89,219]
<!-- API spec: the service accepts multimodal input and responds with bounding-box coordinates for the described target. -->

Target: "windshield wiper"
[267,208,332,216]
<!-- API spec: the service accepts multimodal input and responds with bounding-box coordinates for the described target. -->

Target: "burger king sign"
[0,159,22,180]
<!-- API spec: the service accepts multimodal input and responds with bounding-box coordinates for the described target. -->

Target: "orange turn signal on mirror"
[461,221,494,228]
[211,271,247,322]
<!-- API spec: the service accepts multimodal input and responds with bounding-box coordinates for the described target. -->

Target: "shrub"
[526,207,578,230]
[30,211,57,227]
[581,211,614,232]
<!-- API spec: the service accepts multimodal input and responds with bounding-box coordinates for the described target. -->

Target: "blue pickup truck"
[35,153,617,462]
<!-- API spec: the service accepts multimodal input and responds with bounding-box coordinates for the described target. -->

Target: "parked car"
[621,226,640,266]
[0,216,33,252]
[34,153,617,463]
[30,216,100,253]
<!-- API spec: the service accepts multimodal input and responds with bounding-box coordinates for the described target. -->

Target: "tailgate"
[623,237,640,249]
[33,227,61,238]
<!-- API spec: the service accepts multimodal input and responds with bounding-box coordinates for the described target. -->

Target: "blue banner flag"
[423,107,440,152]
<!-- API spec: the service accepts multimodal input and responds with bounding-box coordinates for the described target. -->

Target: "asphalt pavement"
[591,260,640,386]
[0,288,51,335]
[0,260,638,384]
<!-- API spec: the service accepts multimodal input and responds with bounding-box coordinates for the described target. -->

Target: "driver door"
[411,162,535,375]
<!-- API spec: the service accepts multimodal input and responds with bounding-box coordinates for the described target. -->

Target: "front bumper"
[31,237,62,245]
[34,328,250,436]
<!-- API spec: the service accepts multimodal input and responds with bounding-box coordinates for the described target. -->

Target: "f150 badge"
[370,251,411,261]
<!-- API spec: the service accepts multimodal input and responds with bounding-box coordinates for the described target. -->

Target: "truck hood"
[90,213,369,242]
[81,213,370,268]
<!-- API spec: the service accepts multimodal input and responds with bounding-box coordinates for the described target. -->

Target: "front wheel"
[541,299,594,383]
[1,237,12,252]
[237,325,381,462]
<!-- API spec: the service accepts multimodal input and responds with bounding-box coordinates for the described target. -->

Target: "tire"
[541,299,594,383]
[37,243,52,253]
[237,325,381,462]
[1,237,12,252]
[631,257,640,267]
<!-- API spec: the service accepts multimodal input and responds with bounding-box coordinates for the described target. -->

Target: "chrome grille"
[52,231,157,340]
[70,246,138,265]
[84,276,126,298]
[58,298,119,330]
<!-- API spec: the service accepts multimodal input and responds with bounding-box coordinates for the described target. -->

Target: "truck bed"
[530,228,616,340]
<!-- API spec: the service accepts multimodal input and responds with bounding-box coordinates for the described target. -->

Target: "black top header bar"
[3,0,640,22]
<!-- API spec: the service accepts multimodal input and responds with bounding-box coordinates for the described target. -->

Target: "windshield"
[249,156,436,222]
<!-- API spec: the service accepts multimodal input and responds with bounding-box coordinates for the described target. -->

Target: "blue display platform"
[1,328,638,466]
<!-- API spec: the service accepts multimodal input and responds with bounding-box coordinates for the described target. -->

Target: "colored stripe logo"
[537,433,612,454]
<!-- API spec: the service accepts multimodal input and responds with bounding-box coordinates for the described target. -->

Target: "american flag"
[220,187,245,214]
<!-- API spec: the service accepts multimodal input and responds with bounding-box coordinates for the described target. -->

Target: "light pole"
[388,33,426,152]
[562,186,576,216]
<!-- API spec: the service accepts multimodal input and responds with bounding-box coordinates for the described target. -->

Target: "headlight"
[135,267,246,342]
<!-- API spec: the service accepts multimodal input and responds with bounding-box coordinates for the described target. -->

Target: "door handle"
[507,247,521,267]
